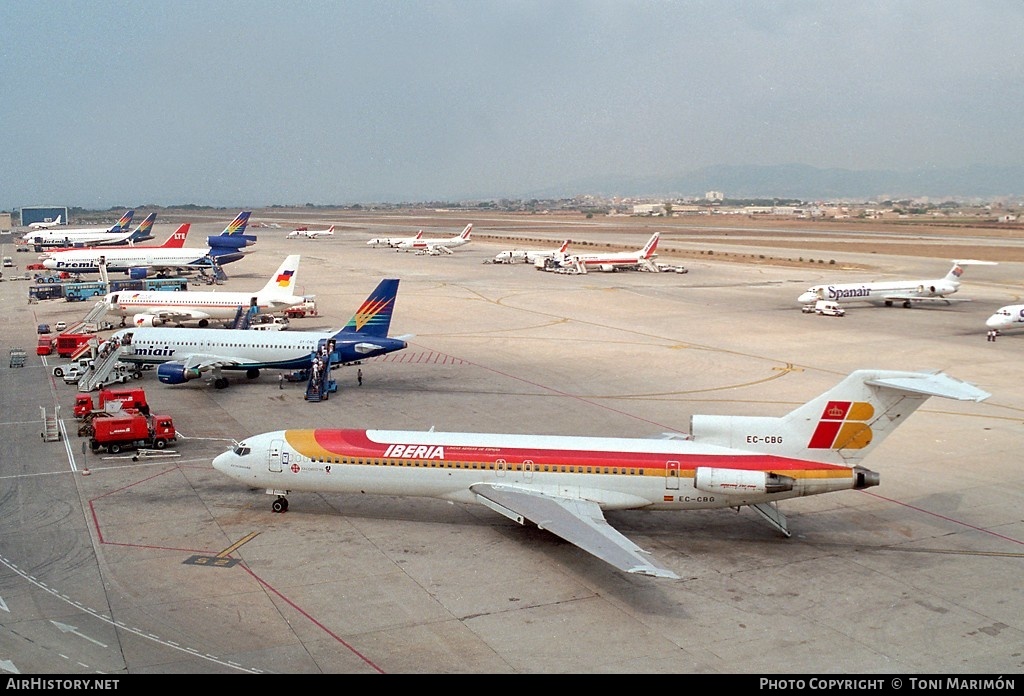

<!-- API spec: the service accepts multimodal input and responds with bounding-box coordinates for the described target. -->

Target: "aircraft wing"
[470,483,679,579]
[881,293,969,303]
[178,353,250,372]
[150,309,213,324]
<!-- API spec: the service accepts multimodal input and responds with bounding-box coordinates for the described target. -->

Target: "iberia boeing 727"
[213,369,989,579]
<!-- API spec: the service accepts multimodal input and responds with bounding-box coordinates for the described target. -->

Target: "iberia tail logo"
[807,401,874,449]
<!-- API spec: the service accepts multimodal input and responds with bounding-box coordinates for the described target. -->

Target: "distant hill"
[520,163,1024,201]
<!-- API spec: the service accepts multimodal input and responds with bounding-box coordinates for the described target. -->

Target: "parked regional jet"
[22,209,139,248]
[288,225,334,239]
[212,368,988,579]
[367,230,423,247]
[105,254,305,327]
[493,239,571,264]
[396,223,472,254]
[28,215,62,229]
[797,260,998,308]
[109,278,407,389]
[986,304,1024,333]
[40,217,254,274]
[561,232,660,272]
[36,213,160,253]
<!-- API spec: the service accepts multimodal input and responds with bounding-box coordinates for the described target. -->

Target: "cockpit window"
[232,444,251,456]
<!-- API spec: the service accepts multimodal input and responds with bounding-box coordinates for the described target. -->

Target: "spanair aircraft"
[797,260,998,308]
[109,278,406,389]
[22,209,137,247]
[288,225,334,239]
[396,223,472,254]
[212,368,989,579]
[561,232,660,272]
[367,229,423,247]
[35,212,160,253]
[27,214,62,229]
[986,304,1024,333]
[493,239,571,264]
[105,254,304,327]
[40,217,253,274]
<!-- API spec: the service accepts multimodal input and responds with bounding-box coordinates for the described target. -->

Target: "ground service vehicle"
[802,300,846,317]
[74,387,149,419]
[56,332,94,358]
[284,296,318,319]
[37,336,56,356]
[90,413,175,454]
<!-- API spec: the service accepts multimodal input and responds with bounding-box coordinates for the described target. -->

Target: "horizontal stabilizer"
[864,371,990,402]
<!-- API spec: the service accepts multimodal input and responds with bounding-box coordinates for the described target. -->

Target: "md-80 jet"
[288,225,334,239]
[551,232,660,273]
[797,260,997,308]
[105,254,305,327]
[212,368,988,579]
[106,278,407,389]
[367,230,423,248]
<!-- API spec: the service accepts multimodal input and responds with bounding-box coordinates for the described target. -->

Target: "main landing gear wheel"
[214,377,229,389]
[272,497,289,513]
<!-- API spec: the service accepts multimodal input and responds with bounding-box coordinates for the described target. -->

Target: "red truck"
[56,332,95,358]
[37,335,56,356]
[74,387,149,419]
[90,413,176,454]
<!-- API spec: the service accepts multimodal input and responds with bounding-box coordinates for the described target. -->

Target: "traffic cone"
[81,466,90,476]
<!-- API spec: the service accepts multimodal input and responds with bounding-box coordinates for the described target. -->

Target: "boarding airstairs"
[77,340,130,392]
[304,339,338,402]
[41,405,62,442]
[230,304,260,329]
[81,298,110,329]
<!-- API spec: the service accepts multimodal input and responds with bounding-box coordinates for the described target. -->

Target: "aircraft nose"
[985,315,1005,329]
[798,291,817,303]
[212,451,231,473]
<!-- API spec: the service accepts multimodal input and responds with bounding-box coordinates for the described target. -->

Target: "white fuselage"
[213,429,859,512]
[107,290,304,323]
[797,279,958,304]
[986,304,1024,331]
[42,247,245,272]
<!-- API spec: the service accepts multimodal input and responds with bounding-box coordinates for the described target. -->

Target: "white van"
[802,300,845,317]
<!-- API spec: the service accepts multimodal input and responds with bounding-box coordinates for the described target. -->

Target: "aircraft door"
[666,460,680,490]
[269,439,284,473]
[523,460,534,482]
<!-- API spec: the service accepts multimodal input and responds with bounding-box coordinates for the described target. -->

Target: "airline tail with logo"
[337,278,399,338]
[207,211,256,250]
[259,254,302,300]
[690,369,988,469]
[127,212,157,243]
[108,209,135,234]
[158,223,190,248]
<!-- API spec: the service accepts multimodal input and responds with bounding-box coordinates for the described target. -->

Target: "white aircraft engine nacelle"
[694,467,795,495]
[133,314,164,327]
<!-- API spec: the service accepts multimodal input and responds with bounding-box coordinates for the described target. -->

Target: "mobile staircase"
[41,405,62,442]
[304,339,338,402]
[77,340,130,392]
[81,299,110,331]
[229,304,260,330]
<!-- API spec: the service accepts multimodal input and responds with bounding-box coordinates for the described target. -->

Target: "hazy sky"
[2,1,1021,209]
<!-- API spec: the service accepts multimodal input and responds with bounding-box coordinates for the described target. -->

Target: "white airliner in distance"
[986,304,1024,333]
[28,215,62,229]
[287,225,334,239]
[23,209,137,247]
[109,278,407,389]
[34,212,160,252]
[396,223,472,254]
[493,239,571,264]
[797,260,998,308]
[561,232,660,272]
[105,254,305,327]
[367,230,423,248]
[212,368,989,579]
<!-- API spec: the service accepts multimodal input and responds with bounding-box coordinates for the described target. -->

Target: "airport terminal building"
[19,206,68,227]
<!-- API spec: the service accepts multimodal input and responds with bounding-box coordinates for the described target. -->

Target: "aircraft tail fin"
[54,215,62,225]
[641,232,659,259]
[128,212,157,242]
[220,211,252,236]
[260,255,301,296]
[161,223,190,248]
[559,239,571,253]
[415,230,423,239]
[458,223,473,241]
[689,369,989,467]
[109,209,135,233]
[337,279,400,338]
